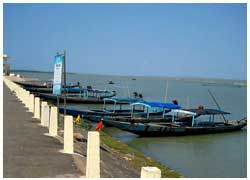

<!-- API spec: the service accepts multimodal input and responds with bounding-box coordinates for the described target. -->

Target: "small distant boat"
[132,78,136,80]
[108,81,115,84]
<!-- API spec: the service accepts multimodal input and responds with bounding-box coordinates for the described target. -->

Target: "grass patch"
[100,130,183,178]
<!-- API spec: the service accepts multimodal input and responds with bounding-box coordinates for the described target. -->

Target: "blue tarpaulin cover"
[131,101,181,109]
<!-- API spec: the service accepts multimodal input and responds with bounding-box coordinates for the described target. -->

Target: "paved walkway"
[3,83,81,178]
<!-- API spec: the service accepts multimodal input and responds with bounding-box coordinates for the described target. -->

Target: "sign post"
[53,52,64,123]
[63,50,66,116]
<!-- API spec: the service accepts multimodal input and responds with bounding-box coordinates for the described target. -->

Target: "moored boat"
[14,80,80,89]
[59,97,145,120]
[23,86,83,94]
[102,119,246,136]
[38,89,116,104]
[100,108,247,136]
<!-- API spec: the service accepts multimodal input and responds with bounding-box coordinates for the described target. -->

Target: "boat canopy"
[171,109,197,116]
[104,97,142,104]
[184,109,231,115]
[131,101,181,109]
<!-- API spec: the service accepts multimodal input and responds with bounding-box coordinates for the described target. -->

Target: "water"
[15,71,247,178]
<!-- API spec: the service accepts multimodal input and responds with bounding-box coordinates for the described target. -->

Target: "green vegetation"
[73,116,183,177]
[100,130,183,178]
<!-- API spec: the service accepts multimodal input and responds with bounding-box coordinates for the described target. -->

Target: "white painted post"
[24,91,30,108]
[64,115,73,154]
[28,94,34,113]
[40,101,48,125]
[20,90,27,103]
[49,106,58,136]
[141,167,161,178]
[42,105,50,127]
[34,97,40,119]
[86,131,100,178]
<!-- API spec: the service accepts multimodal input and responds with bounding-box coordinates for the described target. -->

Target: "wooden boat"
[99,107,247,136]
[102,118,246,136]
[24,86,113,96]
[61,101,181,124]
[22,86,83,94]
[14,80,52,88]
[38,89,116,104]
[59,97,145,118]
[14,80,80,89]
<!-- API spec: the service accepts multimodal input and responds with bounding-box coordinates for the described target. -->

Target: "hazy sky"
[4,3,246,80]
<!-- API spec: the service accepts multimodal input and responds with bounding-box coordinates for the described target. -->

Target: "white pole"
[42,105,50,127]
[34,97,41,119]
[86,131,100,178]
[49,106,58,136]
[29,94,35,113]
[40,101,48,126]
[63,115,73,154]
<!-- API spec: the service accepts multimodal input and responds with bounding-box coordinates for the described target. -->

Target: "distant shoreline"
[12,69,246,83]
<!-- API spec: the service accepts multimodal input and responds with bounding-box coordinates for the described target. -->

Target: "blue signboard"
[53,55,64,95]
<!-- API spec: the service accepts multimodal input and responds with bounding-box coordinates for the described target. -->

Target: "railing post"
[34,97,41,119]
[29,94,35,113]
[49,106,58,136]
[86,131,100,178]
[141,167,161,178]
[40,101,48,125]
[63,115,73,154]
[42,105,50,127]
[24,91,30,108]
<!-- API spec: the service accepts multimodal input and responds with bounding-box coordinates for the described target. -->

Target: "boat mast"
[186,96,189,109]
[126,80,130,98]
[207,89,227,123]
[164,80,169,103]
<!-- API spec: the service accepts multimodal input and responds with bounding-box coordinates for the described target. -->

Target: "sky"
[4,3,247,80]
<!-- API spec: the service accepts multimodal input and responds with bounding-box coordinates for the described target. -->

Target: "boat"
[108,81,115,84]
[99,106,247,136]
[37,89,116,104]
[59,97,145,120]
[62,101,181,124]
[14,80,80,89]
[22,86,84,94]
[59,100,181,124]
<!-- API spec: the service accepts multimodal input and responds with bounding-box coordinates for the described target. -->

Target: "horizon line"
[12,69,246,82]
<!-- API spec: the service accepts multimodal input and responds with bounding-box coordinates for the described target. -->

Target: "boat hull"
[23,87,83,94]
[103,119,247,137]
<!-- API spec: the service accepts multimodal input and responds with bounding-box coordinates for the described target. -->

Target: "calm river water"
[16,71,247,178]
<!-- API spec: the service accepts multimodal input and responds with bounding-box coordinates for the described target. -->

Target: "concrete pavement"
[3,83,81,178]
